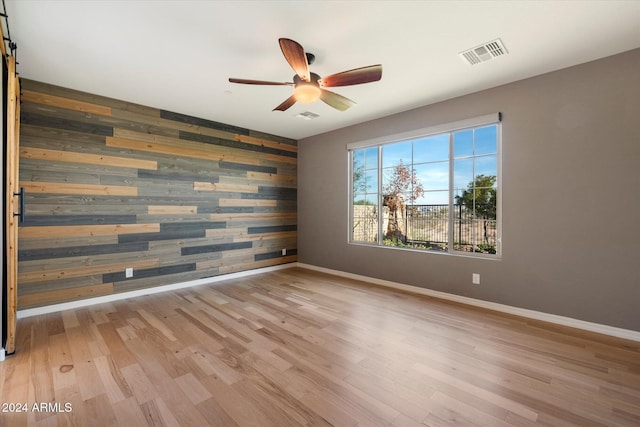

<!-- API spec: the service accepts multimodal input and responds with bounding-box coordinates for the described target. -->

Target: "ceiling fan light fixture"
[294,83,321,103]
[229,38,381,112]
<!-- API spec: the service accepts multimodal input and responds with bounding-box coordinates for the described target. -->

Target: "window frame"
[347,113,502,259]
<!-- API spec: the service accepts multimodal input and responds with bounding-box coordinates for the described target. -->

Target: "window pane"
[472,219,497,254]
[354,193,379,204]
[413,134,449,163]
[454,158,474,191]
[406,201,449,252]
[382,141,412,168]
[382,164,411,196]
[475,125,497,155]
[454,130,473,158]
[456,181,496,222]
[475,155,497,180]
[480,190,497,220]
[453,220,474,253]
[364,147,378,170]
[382,194,403,244]
[414,162,448,191]
[352,195,378,243]
[420,190,449,205]
[382,167,394,193]
[353,149,365,166]
[353,157,365,194]
[365,170,378,193]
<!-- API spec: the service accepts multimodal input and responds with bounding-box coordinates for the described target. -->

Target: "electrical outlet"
[125,267,133,278]
[282,248,287,256]
[472,273,480,285]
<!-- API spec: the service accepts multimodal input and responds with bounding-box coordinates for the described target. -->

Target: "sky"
[354,125,498,204]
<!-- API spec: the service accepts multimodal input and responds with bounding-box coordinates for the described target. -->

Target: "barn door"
[5,56,20,355]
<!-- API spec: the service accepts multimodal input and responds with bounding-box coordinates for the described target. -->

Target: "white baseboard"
[297,263,640,343]
[0,348,5,362]
[17,263,298,319]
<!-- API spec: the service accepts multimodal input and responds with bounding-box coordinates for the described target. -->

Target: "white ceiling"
[6,1,640,140]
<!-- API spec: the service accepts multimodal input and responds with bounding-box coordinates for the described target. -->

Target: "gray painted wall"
[298,48,640,332]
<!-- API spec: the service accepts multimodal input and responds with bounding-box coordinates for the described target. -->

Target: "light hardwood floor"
[1,267,639,426]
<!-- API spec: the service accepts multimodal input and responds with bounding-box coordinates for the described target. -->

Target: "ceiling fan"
[229,38,382,112]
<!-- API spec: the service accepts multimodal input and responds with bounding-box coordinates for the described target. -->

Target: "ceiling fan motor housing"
[306,52,315,65]
[294,72,321,85]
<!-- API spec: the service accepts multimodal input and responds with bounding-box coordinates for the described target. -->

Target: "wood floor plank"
[112,397,150,427]
[48,332,79,395]
[1,267,639,426]
[144,368,212,427]
[120,363,159,405]
[195,397,240,427]
[29,318,55,418]
[93,356,128,404]
[174,372,212,405]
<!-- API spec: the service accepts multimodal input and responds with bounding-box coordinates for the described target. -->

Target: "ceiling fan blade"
[320,64,383,87]
[320,89,356,111]
[273,95,297,112]
[279,38,310,82]
[229,78,293,86]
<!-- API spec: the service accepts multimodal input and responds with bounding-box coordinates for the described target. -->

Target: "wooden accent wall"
[17,79,297,309]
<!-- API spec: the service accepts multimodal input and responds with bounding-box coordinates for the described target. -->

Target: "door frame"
[4,53,20,356]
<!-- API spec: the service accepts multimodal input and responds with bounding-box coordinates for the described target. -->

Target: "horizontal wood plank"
[246,171,297,185]
[19,258,160,284]
[218,199,277,207]
[19,223,161,239]
[209,213,297,222]
[196,254,298,274]
[106,136,264,166]
[21,89,113,116]
[21,181,138,196]
[147,205,198,215]
[194,182,259,193]
[237,231,298,242]
[235,134,298,153]
[21,147,157,170]
[206,228,297,242]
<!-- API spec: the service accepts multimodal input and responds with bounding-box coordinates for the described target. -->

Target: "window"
[349,113,501,257]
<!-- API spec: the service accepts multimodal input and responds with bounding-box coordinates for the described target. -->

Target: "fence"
[353,203,497,253]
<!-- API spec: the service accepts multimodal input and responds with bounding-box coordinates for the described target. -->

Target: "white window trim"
[346,113,501,151]
[347,113,502,259]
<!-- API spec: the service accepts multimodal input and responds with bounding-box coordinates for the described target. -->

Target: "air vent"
[459,38,508,65]
[295,111,320,120]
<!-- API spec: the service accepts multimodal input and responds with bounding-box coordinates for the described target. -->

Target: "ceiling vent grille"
[295,111,320,120]
[459,38,508,65]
